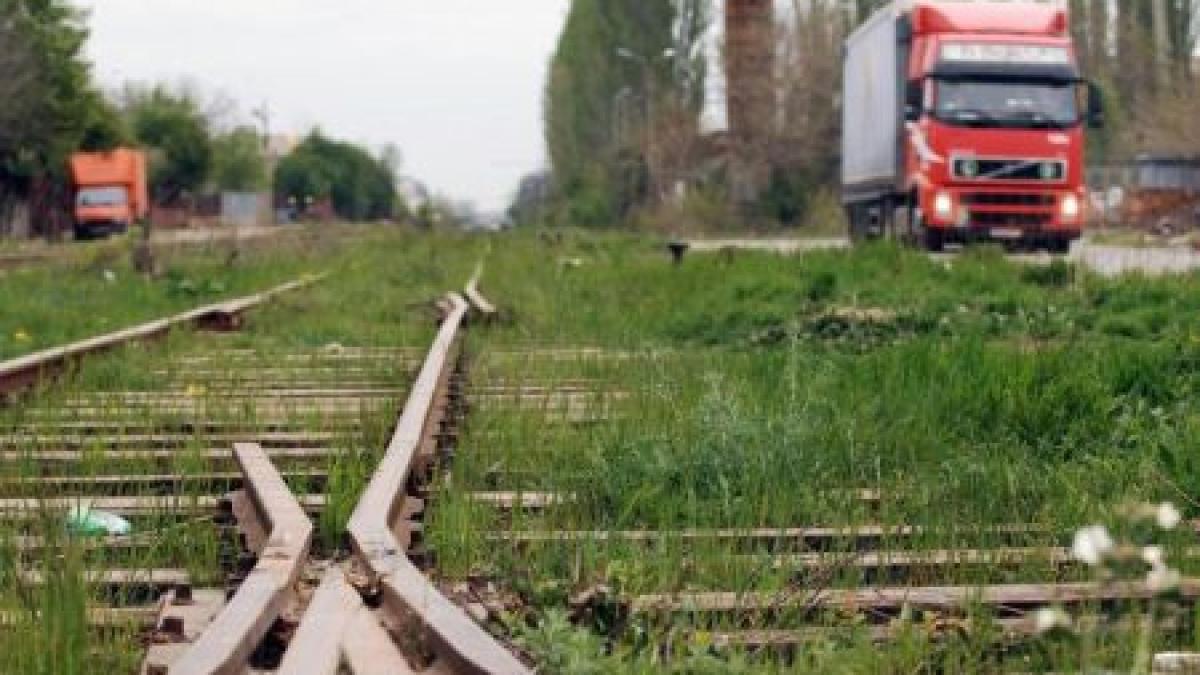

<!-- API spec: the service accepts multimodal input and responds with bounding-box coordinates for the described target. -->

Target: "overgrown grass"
[0,225,460,360]
[427,233,1200,672]
[8,228,1200,671]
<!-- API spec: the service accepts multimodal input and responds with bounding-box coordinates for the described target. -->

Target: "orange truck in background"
[69,149,149,240]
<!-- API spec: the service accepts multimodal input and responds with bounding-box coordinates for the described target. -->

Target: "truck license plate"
[990,228,1023,240]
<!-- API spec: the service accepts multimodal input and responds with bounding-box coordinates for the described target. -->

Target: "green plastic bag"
[66,504,132,537]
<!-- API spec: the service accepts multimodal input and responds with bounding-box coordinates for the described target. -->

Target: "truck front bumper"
[921,186,1084,241]
[74,220,129,240]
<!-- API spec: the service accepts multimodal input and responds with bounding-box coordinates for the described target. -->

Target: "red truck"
[69,149,149,241]
[842,1,1103,252]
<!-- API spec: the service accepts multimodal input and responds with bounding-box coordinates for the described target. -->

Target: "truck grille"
[962,193,1056,207]
[970,212,1052,227]
[953,158,1066,182]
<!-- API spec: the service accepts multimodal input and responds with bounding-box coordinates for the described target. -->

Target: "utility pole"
[251,102,274,231]
[252,103,272,155]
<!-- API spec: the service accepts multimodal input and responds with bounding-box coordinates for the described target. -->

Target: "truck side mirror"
[904,80,923,122]
[1087,81,1105,129]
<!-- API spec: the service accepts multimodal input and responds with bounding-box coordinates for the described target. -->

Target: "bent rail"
[464,266,497,319]
[0,274,325,396]
[171,442,314,675]
[277,569,412,675]
[346,293,529,674]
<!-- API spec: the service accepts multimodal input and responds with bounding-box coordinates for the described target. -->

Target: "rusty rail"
[128,274,521,672]
[277,569,411,675]
[346,293,529,674]
[464,265,497,319]
[0,274,324,396]
[167,442,314,675]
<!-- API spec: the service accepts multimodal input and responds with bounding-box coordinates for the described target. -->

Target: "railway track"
[157,291,527,673]
[4,260,1194,672]
[440,347,1200,666]
[0,271,533,673]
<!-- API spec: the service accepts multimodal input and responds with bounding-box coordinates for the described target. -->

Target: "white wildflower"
[102,269,117,283]
[1157,502,1183,530]
[1072,525,1115,566]
[1146,566,1182,593]
[1142,546,1166,568]
[1034,607,1073,635]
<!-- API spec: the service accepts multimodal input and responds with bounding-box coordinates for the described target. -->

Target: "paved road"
[684,238,850,255]
[683,237,1200,278]
[1069,243,1200,277]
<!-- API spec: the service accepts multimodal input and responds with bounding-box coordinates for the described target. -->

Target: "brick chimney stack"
[725,0,775,203]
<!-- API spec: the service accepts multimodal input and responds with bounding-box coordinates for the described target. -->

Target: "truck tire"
[923,227,945,253]
[847,206,871,243]
[1047,236,1073,255]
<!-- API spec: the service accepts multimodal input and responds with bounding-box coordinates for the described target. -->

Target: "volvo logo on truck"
[841,1,1103,252]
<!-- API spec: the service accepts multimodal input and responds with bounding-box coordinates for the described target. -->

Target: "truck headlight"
[934,192,954,219]
[1061,194,1080,219]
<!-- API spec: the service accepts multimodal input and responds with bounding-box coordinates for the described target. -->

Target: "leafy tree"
[0,11,43,156]
[122,85,213,203]
[274,132,399,222]
[0,0,127,234]
[544,0,708,226]
[211,126,268,192]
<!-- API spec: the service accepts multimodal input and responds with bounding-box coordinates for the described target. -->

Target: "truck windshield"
[934,79,1079,129]
[77,187,128,207]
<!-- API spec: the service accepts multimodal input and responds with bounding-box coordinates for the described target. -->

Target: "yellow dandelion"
[13,330,31,343]
[185,384,207,398]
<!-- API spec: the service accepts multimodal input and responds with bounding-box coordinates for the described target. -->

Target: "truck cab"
[69,149,149,241]
[842,1,1103,252]
[75,186,134,239]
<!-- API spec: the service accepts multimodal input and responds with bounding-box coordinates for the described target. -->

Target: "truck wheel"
[1048,236,1073,255]
[923,228,945,253]
[847,206,870,243]
[845,207,860,242]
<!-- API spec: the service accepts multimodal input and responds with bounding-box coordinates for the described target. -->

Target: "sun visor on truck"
[931,61,1080,82]
[932,43,1079,82]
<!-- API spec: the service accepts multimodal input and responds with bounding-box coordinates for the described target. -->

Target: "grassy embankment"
[426,233,1200,672]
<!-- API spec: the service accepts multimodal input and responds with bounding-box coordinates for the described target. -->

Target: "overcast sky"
[74,1,571,212]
